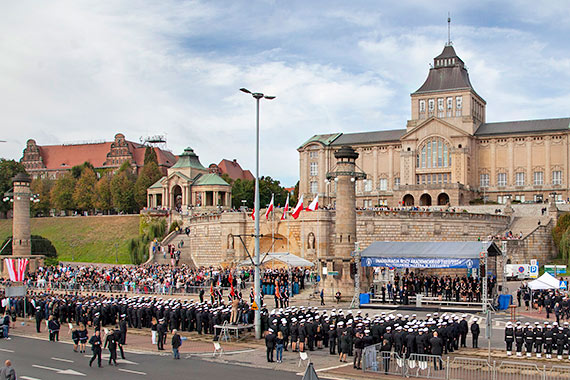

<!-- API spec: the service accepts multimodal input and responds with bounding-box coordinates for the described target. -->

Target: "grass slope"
[0,215,140,264]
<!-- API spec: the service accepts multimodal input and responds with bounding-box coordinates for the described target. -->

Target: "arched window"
[416,137,452,169]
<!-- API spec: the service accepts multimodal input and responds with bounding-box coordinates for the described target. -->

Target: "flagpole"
[271,193,274,254]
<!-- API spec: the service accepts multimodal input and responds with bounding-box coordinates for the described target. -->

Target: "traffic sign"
[251,301,259,311]
[529,265,539,278]
[518,266,525,273]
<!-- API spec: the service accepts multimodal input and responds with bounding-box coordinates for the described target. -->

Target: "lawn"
[0,215,140,264]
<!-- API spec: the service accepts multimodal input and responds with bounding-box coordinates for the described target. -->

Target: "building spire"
[447,12,452,46]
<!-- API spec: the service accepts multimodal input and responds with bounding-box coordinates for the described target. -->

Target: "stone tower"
[11,172,32,256]
[323,146,365,295]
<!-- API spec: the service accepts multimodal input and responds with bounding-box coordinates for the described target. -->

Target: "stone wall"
[178,209,513,267]
[505,219,557,264]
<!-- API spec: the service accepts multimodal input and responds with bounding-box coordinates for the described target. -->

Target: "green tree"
[71,161,95,179]
[50,173,77,212]
[292,180,299,206]
[30,177,53,216]
[553,212,570,249]
[1,235,58,265]
[94,175,112,213]
[0,159,27,215]
[230,176,289,209]
[134,161,162,208]
[143,146,158,165]
[73,167,97,211]
[221,173,234,186]
[231,178,254,208]
[111,162,137,213]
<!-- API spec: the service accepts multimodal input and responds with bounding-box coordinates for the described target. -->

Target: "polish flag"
[306,194,319,211]
[291,194,304,219]
[265,194,274,220]
[4,258,29,282]
[251,207,255,220]
[281,194,290,220]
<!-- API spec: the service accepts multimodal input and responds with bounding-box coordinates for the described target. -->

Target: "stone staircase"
[153,231,197,267]
[505,215,553,239]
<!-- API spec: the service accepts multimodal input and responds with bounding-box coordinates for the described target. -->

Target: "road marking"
[21,377,42,380]
[186,348,257,357]
[118,368,147,376]
[296,363,351,375]
[51,357,74,363]
[32,364,86,376]
[0,348,14,353]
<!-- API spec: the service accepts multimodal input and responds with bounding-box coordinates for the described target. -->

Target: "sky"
[1,1,569,186]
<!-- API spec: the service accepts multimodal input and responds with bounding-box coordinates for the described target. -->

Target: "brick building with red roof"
[20,133,177,179]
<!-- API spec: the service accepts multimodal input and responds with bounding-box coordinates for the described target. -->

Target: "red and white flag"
[291,194,304,219]
[251,207,255,220]
[281,194,290,220]
[306,194,319,211]
[265,194,274,220]
[4,258,29,282]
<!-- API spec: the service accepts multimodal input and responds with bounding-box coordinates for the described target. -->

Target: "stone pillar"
[545,137,551,185]
[490,140,496,186]
[325,146,359,296]
[12,173,32,257]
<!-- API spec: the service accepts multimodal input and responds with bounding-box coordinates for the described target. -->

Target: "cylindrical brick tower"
[12,172,32,256]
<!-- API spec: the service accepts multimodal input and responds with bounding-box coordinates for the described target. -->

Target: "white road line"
[315,363,352,372]
[51,357,74,363]
[296,363,351,375]
[21,376,42,380]
[185,348,257,357]
[0,348,14,353]
[118,368,147,376]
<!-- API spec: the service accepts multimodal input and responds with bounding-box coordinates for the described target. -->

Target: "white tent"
[238,252,315,268]
[528,272,561,290]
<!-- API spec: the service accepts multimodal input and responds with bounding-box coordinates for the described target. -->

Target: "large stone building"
[298,43,570,208]
[21,133,177,179]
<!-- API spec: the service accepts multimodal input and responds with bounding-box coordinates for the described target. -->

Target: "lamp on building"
[240,87,275,340]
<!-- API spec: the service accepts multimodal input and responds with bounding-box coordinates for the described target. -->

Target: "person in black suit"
[430,331,443,371]
[381,339,391,374]
[265,328,276,362]
[470,318,480,348]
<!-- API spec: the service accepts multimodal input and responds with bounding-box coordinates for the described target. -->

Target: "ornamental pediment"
[401,117,472,141]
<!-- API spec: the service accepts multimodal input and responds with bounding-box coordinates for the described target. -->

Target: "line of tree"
[228,175,298,209]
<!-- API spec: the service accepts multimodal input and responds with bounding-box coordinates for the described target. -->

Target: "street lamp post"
[240,87,275,339]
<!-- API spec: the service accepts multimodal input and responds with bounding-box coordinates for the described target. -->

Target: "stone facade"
[298,43,570,208]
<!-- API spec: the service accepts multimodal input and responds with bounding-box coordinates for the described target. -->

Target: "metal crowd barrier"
[362,345,570,380]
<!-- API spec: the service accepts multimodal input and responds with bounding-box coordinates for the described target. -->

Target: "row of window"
[310,178,402,194]
[419,96,462,118]
[495,194,563,204]
[480,171,562,187]
[416,173,452,185]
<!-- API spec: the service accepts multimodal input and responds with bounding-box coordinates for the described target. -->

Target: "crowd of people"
[516,286,570,321]
[373,272,495,305]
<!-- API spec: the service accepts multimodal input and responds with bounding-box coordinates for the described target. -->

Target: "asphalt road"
[0,336,300,380]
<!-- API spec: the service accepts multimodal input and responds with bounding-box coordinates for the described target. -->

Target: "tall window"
[310,181,318,194]
[364,179,373,192]
[533,171,544,186]
[553,170,562,185]
[309,151,318,159]
[437,98,444,117]
[516,172,525,186]
[419,100,426,113]
[378,178,388,191]
[497,173,507,187]
[455,96,462,116]
[480,174,489,188]
[310,162,318,176]
[446,97,453,117]
[417,137,451,169]
[394,177,400,188]
[428,99,434,115]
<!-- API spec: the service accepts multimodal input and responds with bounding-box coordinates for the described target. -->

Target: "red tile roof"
[217,159,254,181]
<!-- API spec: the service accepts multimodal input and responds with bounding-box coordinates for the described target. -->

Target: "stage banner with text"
[361,257,479,269]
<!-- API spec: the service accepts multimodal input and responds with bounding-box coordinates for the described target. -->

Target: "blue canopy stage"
[360,241,502,269]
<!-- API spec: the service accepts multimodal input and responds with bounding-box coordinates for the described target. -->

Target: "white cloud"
[0,1,569,185]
